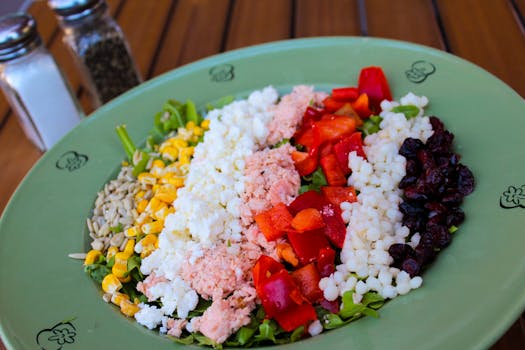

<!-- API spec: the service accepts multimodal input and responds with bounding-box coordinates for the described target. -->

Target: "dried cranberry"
[417,149,435,170]
[404,186,429,202]
[388,243,414,265]
[457,164,475,195]
[429,116,444,132]
[401,258,421,277]
[399,202,425,216]
[426,130,454,154]
[442,189,464,206]
[446,207,465,227]
[399,175,418,189]
[405,159,420,176]
[402,215,426,234]
[399,138,424,159]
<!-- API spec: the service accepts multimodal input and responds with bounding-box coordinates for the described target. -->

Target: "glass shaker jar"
[0,13,84,151]
[49,0,142,108]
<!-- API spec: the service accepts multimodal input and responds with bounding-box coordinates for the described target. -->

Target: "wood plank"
[436,0,525,97]
[490,318,525,349]
[365,0,444,49]
[295,0,361,37]
[151,0,231,76]
[225,0,292,50]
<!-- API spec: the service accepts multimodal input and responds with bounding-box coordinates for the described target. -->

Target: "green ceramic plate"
[0,37,524,350]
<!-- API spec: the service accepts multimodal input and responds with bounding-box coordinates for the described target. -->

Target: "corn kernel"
[151,184,160,193]
[167,176,185,187]
[115,251,130,265]
[171,138,188,149]
[201,119,210,130]
[123,239,135,255]
[151,159,165,169]
[161,146,179,161]
[139,234,158,258]
[112,263,128,279]
[141,221,163,235]
[84,250,102,265]
[125,226,139,238]
[106,246,119,260]
[186,121,196,130]
[111,292,130,306]
[136,199,148,214]
[120,299,140,317]
[134,190,146,201]
[102,274,122,294]
[154,205,172,221]
[155,185,177,203]
[193,126,204,136]
[145,197,162,214]
[135,212,151,226]
[137,173,157,186]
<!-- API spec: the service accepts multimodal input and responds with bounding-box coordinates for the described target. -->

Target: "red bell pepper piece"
[291,151,318,177]
[333,132,366,174]
[291,263,323,303]
[321,186,357,207]
[287,228,331,265]
[351,93,373,118]
[319,203,347,248]
[273,302,318,332]
[302,106,323,127]
[291,208,325,232]
[314,115,358,145]
[317,246,336,278]
[358,66,392,113]
[320,153,347,186]
[254,203,293,241]
[259,270,305,318]
[322,96,345,112]
[331,87,359,102]
[288,190,327,215]
[252,255,285,288]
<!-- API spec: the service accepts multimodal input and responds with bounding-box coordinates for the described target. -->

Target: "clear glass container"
[0,13,84,151]
[49,0,142,108]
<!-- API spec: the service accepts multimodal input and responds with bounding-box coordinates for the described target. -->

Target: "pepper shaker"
[49,0,142,108]
[0,13,84,151]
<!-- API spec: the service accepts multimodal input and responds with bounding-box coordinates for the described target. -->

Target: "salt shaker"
[0,13,84,151]
[49,0,142,108]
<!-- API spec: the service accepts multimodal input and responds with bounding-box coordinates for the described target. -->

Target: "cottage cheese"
[320,93,433,302]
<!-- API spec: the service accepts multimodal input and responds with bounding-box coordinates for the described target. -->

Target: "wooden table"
[0,0,524,349]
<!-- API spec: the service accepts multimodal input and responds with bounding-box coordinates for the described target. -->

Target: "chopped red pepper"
[252,255,285,288]
[322,96,345,112]
[288,190,327,215]
[259,270,305,318]
[319,203,347,248]
[358,66,392,113]
[319,153,347,186]
[287,228,331,265]
[254,203,293,241]
[334,104,363,127]
[291,263,323,303]
[314,115,358,145]
[317,246,336,278]
[291,208,325,232]
[333,132,366,174]
[273,302,318,332]
[302,106,323,127]
[351,93,373,118]
[291,151,318,177]
[331,87,359,102]
[321,186,357,207]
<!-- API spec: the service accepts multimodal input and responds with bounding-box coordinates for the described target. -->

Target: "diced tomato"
[320,153,347,186]
[358,66,392,113]
[291,263,323,303]
[319,203,347,248]
[288,190,328,215]
[273,302,318,332]
[319,298,340,313]
[252,255,285,288]
[321,186,357,207]
[314,116,357,145]
[287,228,331,265]
[291,151,318,177]
[254,203,293,241]
[259,270,304,318]
[317,247,336,278]
[322,96,345,112]
[291,208,325,232]
[351,93,373,118]
[331,87,359,102]
[333,132,366,174]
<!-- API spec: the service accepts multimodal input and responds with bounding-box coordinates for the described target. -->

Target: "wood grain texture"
[366,0,444,49]
[295,0,361,37]
[151,0,231,76]
[436,0,525,97]
[225,0,292,50]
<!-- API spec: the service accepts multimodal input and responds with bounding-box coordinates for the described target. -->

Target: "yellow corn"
[134,190,146,201]
[120,299,140,317]
[102,274,122,294]
[139,234,158,258]
[123,239,135,256]
[161,146,179,161]
[155,185,177,203]
[145,197,162,214]
[137,173,157,186]
[154,205,172,221]
[171,138,188,149]
[166,176,185,188]
[136,199,148,214]
[151,159,165,169]
[186,121,196,130]
[151,184,160,193]
[141,220,163,235]
[84,250,102,265]
[193,126,204,136]
[110,292,129,306]
[136,213,152,226]
[125,226,139,238]
[112,263,128,280]
[201,119,210,130]
[106,246,119,260]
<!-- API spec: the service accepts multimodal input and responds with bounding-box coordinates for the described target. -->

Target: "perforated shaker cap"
[0,13,41,62]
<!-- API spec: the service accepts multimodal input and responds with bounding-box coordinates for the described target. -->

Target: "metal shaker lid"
[48,0,107,21]
[0,13,41,62]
